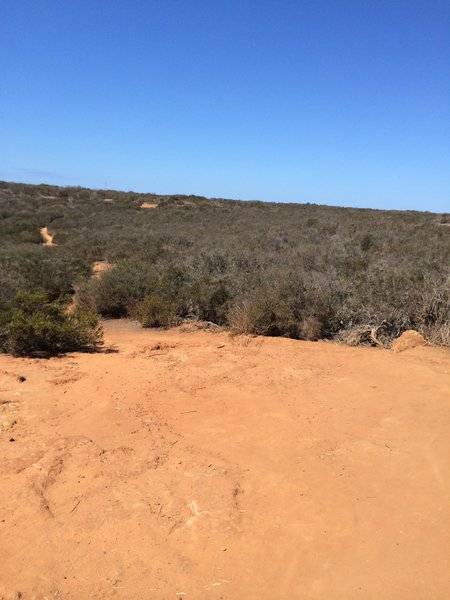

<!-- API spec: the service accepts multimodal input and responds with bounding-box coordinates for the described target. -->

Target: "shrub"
[298,315,324,341]
[360,233,376,252]
[131,294,178,327]
[87,261,158,317]
[0,290,102,356]
[130,266,191,327]
[228,286,297,337]
[185,278,230,324]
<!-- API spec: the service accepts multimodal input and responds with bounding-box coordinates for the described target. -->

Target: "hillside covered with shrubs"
[0,180,449,354]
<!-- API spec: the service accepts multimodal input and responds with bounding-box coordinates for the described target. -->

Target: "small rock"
[17,375,26,383]
[392,330,426,353]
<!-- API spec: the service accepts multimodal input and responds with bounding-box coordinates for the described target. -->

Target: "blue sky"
[1,1,449,211]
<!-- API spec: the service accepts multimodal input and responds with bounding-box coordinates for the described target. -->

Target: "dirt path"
[91,261,113,278]
[0,321,449,599]
[40,226,55,246]
[67,262,114,314]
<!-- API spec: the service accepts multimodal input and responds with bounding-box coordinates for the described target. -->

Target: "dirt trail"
[40,226,55,246]
[140,202,158,209]
[0,321,449,599]
[67,262,113,314]
[91,261,113,278]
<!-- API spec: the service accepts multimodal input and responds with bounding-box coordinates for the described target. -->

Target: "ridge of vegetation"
[0,180,448,355]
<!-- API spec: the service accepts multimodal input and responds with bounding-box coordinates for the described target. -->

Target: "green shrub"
[0,290,102,356]
[131,294,178,327]
[87,261,158,317]
[130,266,190,327]
[185,278,230,324]
[228,286,296,337]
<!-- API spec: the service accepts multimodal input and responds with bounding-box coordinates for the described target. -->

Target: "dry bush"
[130,294,178,328]
[422,323,450,347]
[335,325,389,347]
[299,316,324,341]
[228,300,255,335]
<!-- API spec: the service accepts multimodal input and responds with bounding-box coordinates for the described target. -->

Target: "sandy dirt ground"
[0,320,449,600]
[140,202,158,209]
[39,227,55,246]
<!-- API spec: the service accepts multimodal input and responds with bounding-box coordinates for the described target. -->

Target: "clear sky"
[1,1,449,211]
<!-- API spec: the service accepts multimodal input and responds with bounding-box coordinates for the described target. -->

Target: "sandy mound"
[140,202,158,209]
[39,226,55,246]
[0,321,449,599]
[392,329,426,353]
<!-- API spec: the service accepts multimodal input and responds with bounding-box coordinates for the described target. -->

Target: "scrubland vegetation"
[0,290,101,356]
[0,180,448,355]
